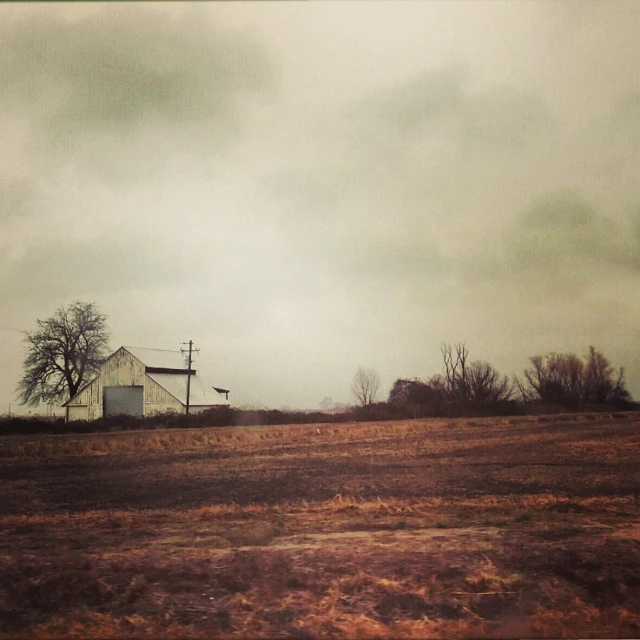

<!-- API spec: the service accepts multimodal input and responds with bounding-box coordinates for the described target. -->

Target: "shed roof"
[146,372,228,406]
[124,346,189,371]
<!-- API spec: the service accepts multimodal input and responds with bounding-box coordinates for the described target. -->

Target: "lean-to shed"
[63,346,229,421]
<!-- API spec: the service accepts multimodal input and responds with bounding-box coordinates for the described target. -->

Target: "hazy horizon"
[1,2,639,414]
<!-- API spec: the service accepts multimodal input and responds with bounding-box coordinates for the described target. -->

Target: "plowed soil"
[1,413,640,638]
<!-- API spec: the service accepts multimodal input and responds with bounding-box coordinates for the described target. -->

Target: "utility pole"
[181,340,199,418]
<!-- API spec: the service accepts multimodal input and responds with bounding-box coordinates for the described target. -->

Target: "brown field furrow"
[2,413,640,638]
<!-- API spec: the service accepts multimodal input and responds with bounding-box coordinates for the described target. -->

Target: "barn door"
[103,386,143,417]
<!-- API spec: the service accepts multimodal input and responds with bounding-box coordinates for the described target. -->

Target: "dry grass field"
[1,413,640,638]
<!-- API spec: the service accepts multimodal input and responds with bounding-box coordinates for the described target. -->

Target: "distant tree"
[512,374,532,403]
[389,377,444,417]
[524,354,555,403]
[608,368,632,404]
[524,353,583,405]
[466,361,515,408]
[389,379,422,405]
[440,343,514,410]
[389,378,424,415]
[351,367,380,407]
[426,374,447,397]
[583,346,612,403]
[441,342,471,403]
[17,301,110,406]
[582,346,631,404]
[523,347,631,406]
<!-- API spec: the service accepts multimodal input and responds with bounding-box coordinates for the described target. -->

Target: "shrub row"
[1,399,637,436]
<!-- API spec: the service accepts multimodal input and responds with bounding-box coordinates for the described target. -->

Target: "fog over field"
[1,1,639,411]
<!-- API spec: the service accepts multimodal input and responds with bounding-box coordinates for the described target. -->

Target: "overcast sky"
[1,1,639,413]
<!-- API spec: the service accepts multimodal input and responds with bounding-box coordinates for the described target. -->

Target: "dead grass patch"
[3,412,636,460]
[3,414,640,638]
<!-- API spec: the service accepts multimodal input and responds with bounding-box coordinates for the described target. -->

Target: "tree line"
[352,342,634,419]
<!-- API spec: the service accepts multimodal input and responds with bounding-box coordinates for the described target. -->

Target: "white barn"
[63,346,229,422]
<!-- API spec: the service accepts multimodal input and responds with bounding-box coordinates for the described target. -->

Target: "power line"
[128,339,187,347]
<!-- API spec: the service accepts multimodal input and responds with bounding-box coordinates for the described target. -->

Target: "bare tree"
[523,347,631,406]
[583,346,613,403]
[512,374,531,403]
[351,367,380,407]
[609,366,632,404]
[466,361,514,408]
[524,355,550,402]
[440,343,514,409]
[441,342,470,402]
[583,346,631,404]
[441,342,456,397]
[426,374,447,396]
[17,301,110,406]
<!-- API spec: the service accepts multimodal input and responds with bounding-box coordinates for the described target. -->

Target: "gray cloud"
[0,178,35,222]
[266,168,453,308]
[360,67,467,137]
[340,240,451,290]
[512,192,638,271]
[264,68,556,312]
[611,92,640,132]
[1,236,195,305]
[462,190,640,300]
[269,67,554,215]
[354,67,553,152]
[0,7,275,178]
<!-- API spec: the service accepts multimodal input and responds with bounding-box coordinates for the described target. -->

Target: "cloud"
[0,236,195,306]
[263,67,556,312]
[460,190,640,303]
[0,7,275,179]
[0,178,34,221]
[267,66,558,250]
[360,67,467,138]
[508,191,639,279]
[611,92,640,133]
[512,191,638,270]
[354,67,553,152]
[0,178,37,267]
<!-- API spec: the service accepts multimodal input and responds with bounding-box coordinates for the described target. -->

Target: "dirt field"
[2,413,640,638]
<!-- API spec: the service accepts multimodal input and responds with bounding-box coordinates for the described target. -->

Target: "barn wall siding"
[100,348,146,387]
[144,375,184,415]
[66,377,102,420]
[66,347,189,420]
